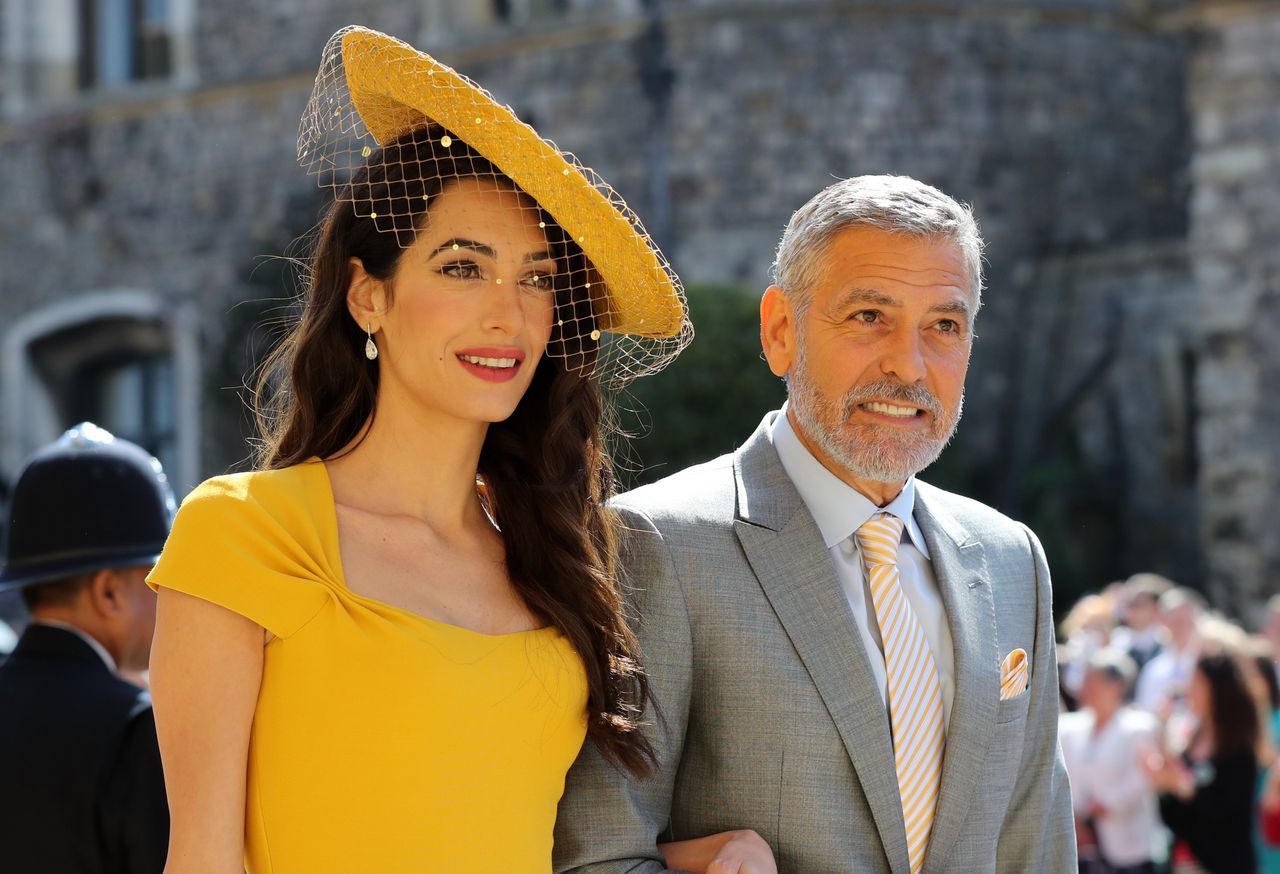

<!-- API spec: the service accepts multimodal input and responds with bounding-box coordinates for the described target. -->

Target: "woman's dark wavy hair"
[1253,649,1280,715]
[1195,649,1260,761]
[254,125,653,776]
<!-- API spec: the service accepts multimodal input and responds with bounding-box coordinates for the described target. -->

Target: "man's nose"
[878,325,927,384]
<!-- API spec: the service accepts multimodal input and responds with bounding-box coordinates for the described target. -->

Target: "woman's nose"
[484,278,528,334]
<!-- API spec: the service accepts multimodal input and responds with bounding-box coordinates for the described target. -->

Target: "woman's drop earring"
[365,323,378,361]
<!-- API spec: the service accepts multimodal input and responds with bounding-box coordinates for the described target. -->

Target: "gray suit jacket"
[554,412,1075,873]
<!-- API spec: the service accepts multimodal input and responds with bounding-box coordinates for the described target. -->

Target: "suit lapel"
[732,416,911,874]
[913,484,1000,874]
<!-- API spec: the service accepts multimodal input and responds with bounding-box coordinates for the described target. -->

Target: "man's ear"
[86,568,125,619]
[346,257,387,333]
[760,285,797,378]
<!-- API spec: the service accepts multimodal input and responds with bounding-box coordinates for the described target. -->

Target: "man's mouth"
[859,401,924,419]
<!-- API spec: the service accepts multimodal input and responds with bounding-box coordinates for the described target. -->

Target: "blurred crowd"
[1057,575,1280,874]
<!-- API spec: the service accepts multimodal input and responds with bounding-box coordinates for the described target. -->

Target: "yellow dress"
[147,460,589,873]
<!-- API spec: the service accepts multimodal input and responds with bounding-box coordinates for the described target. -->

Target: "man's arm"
[98,700,170,873]
[995,524,1077,873]
[554,505,695,874]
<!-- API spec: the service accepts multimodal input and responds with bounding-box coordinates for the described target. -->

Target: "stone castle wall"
[0,0,1276,613]
[1185,1,1280,615]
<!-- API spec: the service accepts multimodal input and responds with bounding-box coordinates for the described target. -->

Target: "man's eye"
[851,310,880,324]
[440,261,482,280]
[937,319,958,334]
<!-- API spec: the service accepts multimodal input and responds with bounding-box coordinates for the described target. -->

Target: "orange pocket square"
[999,648,1029,700]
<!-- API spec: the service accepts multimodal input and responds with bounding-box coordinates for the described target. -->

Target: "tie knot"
[855,512,905,568]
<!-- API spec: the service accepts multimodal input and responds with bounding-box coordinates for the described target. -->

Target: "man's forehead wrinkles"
[828,274,969,294]
[829,261,966,280]
[837,254,958,269]
[824,258,962,278]
[812,229,976,302]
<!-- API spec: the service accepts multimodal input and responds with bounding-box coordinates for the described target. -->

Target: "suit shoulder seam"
[618,504,694,634]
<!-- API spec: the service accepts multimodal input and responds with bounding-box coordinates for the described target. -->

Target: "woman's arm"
[1263,759,1280,813]
[149,586,265,874]
[658,830,776,874]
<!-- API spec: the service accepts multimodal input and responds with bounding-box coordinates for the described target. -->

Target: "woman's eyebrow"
[430,238,496,259]
[430,239,556,265]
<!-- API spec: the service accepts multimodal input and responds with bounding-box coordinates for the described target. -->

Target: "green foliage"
[616,284,786,489]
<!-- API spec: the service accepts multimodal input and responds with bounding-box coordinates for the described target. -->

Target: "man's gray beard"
[789,343,963,485]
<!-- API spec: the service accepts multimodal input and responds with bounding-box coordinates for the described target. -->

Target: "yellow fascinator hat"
[298,26,692,384]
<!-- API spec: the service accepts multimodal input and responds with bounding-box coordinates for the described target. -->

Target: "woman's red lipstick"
[456,347,526,383]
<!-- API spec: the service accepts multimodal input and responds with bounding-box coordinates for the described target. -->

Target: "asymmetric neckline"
[307,458,556,641]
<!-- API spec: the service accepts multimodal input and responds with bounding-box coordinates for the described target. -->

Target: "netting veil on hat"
[298,26,692,387]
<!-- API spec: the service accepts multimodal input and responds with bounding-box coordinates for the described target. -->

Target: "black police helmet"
[0,423,175,593]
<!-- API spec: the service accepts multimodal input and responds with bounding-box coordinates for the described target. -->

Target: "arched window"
[1,290,200,496]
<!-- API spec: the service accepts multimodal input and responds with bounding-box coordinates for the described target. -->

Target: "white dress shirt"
[1059,707,1160,866]
[770,408,956,727]
[1134,644,1197,714]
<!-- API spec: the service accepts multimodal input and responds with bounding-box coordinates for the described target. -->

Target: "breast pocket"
[995,688,1031,725]
[979,693,1032,818]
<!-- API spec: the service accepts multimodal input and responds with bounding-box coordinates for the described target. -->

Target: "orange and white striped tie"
[856,512,945,874]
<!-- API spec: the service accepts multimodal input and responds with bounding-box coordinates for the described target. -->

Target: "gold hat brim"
[340,28,684,339]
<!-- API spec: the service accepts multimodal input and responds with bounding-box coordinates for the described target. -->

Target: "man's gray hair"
[771,175,985,313]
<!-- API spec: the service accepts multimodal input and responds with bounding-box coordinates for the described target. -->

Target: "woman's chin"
[461,400,525,425]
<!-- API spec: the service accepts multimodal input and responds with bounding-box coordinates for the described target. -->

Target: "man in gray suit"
[555,175,1075,873]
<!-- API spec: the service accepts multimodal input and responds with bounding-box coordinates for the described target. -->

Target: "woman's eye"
[440,261,483,280]
[523,271,555,291]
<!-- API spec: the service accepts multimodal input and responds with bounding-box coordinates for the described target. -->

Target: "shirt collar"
[770,404,931,558]
[29,619,118,673]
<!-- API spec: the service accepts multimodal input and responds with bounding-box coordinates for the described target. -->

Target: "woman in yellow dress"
[143,26,735,873]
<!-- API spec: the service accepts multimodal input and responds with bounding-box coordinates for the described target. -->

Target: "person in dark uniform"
[0,423,172,872]
[0,473,16,661]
